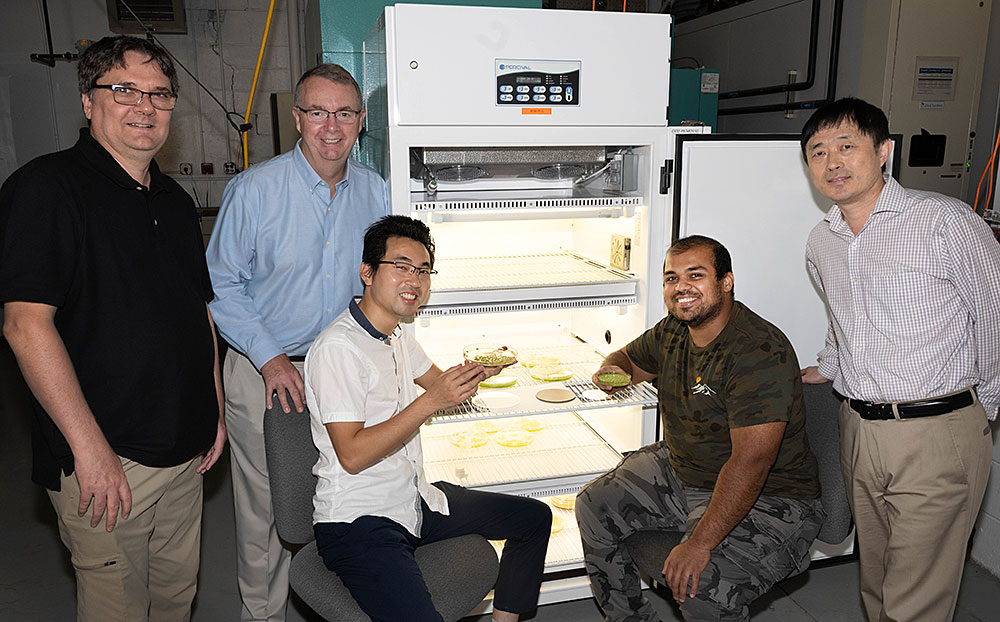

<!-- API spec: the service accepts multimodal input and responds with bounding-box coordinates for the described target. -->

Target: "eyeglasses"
[295,106,362,125]
[377,260,437,279]
[91,84,177,110]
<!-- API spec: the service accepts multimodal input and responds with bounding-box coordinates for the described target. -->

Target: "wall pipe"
[29,0,79,66]
[242,0,277,170]
[717,0,822,101]
[718,0,843,116]
[287,0,302,90]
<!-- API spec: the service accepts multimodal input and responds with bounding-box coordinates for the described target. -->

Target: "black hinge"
[660,160,673,194]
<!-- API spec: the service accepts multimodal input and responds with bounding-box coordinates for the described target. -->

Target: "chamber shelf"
[425,343,657,423]
[410,187,642,222]
[421,412,622,490]
[422,252,637,313]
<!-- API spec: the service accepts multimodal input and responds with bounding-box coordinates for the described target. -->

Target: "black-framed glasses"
[377,260,437,279]
[91,84,177,110]
[295,106,362,125]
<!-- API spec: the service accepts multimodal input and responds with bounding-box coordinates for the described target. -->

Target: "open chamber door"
[671,133,900,369]
[671,134,900,560]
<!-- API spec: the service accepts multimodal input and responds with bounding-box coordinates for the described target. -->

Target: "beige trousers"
[48,455,203,622]
[839,392,992,622]
[224,350,293,622]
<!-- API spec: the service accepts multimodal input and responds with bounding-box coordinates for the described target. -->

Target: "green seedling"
[597,372,631,387]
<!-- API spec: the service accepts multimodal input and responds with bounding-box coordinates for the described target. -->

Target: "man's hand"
[800,366,829,384]
[481,363,505,380]
[662,540,712,602]
[421,362,486,412]
[592,365,630,393]
[197,415,227,474]
[74,441,132,532]
[261,354,305,413]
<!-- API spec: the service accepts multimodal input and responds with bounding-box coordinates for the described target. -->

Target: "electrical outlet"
[224,161,237,175]
[179,162,193,175]
[604,153,638,193]
[201,163,214,175]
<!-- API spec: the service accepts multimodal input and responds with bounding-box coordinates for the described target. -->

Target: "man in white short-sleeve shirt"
[304,215,551,622]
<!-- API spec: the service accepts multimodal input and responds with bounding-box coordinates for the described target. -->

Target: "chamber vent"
[107,0,187,35]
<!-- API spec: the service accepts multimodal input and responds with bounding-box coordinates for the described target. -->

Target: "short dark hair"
[668,235,733,295]
[800,97,890,157]
[78,36,178,96]
[294,64,362,108]
[362,215,436,274]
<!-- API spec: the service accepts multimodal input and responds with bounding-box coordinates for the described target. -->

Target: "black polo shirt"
[0,128,217,490]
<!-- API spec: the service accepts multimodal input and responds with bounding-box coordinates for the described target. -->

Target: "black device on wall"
[107,0,187,35]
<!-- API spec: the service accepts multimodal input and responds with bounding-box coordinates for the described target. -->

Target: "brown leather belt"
[834,389,974,420]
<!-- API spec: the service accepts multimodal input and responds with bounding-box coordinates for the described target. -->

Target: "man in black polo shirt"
[0,36,225,620]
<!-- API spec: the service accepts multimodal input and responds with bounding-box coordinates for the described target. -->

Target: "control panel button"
[549,86,563,93]
[516,94,530,102]
[499,94,513,102]
[533,86,546,93]
[549,94,563,103]
[516,85,530,93]
[532,94,546,102]
[499,85,513,93]
[566,86,574,102]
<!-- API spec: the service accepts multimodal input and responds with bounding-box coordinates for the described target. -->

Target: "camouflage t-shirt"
[626,301,820,499]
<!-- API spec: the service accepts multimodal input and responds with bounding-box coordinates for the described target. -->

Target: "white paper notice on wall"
[912,57,959,101]
[700,72,719,94]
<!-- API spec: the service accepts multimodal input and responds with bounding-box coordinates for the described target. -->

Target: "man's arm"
[946,210,1000,417]
[206,180,305,413]
[805,253,839,383]
[197,305,227,474]
[592,347,657,391]
[662,421,786,602]
[2,301,131,531]
[326,362,486,474]
[800,364,830,384]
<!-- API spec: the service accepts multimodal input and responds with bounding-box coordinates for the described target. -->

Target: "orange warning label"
[521,107,552,115]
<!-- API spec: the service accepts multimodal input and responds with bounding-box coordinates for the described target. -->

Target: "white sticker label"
[701,72,720,94]
[913,57,958,101]
[920,101,945,109]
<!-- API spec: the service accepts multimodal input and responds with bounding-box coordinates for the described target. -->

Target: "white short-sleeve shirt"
[304,301,449,535]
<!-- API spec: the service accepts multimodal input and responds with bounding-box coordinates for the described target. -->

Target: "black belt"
[288,355,306,362]
[834,389,974,420]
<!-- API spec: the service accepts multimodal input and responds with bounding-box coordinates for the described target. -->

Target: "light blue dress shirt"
[206,141,388,369]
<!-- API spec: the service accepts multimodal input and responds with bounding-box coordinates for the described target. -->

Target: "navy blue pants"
[314,481,552,622]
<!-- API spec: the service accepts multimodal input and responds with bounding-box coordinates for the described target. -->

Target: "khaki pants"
[839,392,992,622]
[224,350,292,622]
[48,455,203,622]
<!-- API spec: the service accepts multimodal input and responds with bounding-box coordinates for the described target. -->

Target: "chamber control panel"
[495,59,580,107]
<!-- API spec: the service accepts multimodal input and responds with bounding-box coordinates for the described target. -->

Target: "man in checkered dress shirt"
[800,97,1000,622]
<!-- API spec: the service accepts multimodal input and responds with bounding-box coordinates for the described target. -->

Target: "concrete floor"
[2,339,998,621]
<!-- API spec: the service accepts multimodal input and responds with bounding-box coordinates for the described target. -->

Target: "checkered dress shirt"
[806,175,1000,420]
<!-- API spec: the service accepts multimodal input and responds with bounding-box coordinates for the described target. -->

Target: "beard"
[669,294,724,328]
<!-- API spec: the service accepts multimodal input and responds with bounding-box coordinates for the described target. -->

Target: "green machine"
[668,68,719,128]
[314,0,541,74]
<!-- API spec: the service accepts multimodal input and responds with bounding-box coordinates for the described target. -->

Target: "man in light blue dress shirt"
[206,64,387,622]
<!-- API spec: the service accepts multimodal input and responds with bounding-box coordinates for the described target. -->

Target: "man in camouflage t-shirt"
[576,235,823,622]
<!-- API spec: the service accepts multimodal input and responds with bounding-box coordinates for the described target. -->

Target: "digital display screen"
[516,76,542,84]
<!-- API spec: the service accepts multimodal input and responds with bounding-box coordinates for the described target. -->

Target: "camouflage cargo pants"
[576,442,824,622]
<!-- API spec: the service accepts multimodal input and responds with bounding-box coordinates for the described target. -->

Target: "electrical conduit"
[242,0,276,170]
